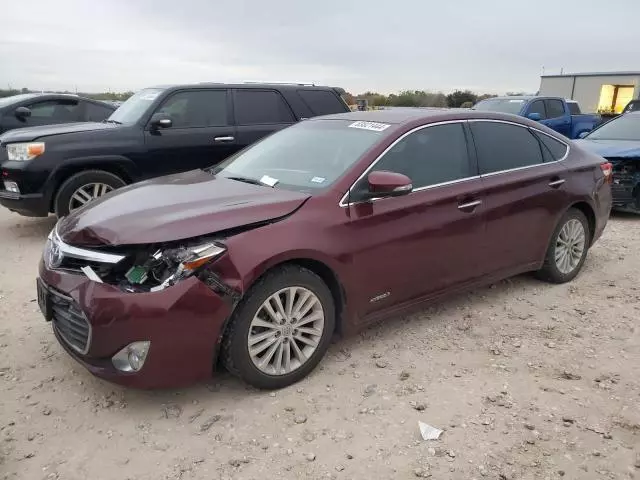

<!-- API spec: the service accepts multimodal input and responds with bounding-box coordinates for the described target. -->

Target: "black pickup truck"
[0,83,349,217]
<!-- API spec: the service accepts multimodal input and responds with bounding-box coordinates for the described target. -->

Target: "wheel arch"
[46,156,139,212]
[569,201,596,246]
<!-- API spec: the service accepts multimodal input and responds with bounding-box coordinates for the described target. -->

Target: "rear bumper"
[39,262,234,389]
[0,191,49,216]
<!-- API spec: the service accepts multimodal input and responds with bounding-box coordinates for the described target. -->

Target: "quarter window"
[297,90,347,116]
[534,131,568,161]
[155,90,228,128]
[369,123,472,189]
[470,122,544,174]
[528,100,547,119]
[545,99,566,118]
[234,90,294,125]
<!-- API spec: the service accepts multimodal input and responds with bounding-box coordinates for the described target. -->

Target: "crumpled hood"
[57,170,310,246]
[0,122,117,143]
[574,139,640,159]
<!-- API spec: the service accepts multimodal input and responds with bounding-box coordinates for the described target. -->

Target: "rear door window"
[234,90,294,125]
[545,99,566,119]
[297,90,347,116]
[85,102,114,122]
[155,90,228,128]
[470,121,544,174]
[370,123,473,189]
[528,100,547,119]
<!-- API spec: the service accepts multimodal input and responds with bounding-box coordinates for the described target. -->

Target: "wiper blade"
[226,175,265,186]
[103,119,122,125]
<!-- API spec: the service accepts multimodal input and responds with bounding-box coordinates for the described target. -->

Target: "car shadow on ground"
[0,214,56,242]
[110,271,548,412]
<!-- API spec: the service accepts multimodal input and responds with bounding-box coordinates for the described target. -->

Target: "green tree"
[446,90,478,108]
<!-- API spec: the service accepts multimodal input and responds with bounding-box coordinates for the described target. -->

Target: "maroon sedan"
[37,110,612,389]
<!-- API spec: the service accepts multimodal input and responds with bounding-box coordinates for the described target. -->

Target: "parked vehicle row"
[473,95,601,139]
[0,83,350,217]
[36,109,612,388]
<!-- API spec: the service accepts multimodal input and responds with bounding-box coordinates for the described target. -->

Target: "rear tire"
[54,170,126,217]
[221,265,335,390]
[535,208,590,284]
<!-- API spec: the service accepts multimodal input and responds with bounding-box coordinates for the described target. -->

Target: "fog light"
[3,181,19,194]
[112,341,150,372]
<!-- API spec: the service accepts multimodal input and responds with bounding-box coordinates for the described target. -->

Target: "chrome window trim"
[53,223,126,265]
[339,118,570,207]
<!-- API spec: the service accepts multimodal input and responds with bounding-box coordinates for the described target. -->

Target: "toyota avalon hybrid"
[37,110,612,389]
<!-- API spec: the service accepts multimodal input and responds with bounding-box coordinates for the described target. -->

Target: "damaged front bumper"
[38,260,234,388]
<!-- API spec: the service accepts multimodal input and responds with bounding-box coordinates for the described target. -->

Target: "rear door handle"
[548,178,566,188]
[214,136,235,142]
[457,199,482,211]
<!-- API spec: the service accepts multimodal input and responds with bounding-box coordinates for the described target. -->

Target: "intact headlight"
[6,142,45,161]
[124,241,226,292]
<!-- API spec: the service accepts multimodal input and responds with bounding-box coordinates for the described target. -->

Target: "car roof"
[314,109,537,126]
[147,82,340,91]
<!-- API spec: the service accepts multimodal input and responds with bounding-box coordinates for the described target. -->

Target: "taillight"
[600,162,613,183]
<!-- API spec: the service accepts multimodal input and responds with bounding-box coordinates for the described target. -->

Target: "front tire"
[54,170,126,217]
[536,208,590,284]
[221,266,335,389]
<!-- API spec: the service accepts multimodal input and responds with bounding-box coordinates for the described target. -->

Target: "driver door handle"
[457,199,482,211]
[548,178,566,188]
[214,136,235,142]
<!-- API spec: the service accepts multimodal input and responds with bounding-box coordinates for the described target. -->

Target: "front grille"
[50,289,91,354]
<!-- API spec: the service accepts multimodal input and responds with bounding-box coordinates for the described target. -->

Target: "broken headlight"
[123,242,226,292]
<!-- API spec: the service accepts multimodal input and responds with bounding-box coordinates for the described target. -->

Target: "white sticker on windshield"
[260,175,279,187]
[348,121,391,132]
[311,176,326,184]
[140,92,160,101]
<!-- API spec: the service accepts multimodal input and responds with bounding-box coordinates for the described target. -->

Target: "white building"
[538,71,640,114]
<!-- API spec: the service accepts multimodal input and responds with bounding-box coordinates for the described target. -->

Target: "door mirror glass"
[14,106,32,120]
[527,112,542,121]
[150,113,172,129]
[364,170,412,199]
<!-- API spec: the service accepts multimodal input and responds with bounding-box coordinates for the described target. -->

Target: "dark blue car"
[473,96,600,139]
[575,112,640,212]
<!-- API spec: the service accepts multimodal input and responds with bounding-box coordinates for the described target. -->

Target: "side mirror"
[14,106,31,120]
[578,131,589,139]
[527,112,542,121]
[362,170,413,200]
[149,113,172,129]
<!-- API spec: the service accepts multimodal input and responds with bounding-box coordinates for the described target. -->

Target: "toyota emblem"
[47,238,64,269]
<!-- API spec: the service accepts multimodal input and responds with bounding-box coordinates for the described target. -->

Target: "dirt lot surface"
[1,209,639,480]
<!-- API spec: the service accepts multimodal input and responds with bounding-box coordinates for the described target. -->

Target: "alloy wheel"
[554,218,586,274]
[68,183,113,211]
[247,286,325,376]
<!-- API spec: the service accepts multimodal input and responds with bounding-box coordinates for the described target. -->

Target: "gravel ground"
[1,208,639,480]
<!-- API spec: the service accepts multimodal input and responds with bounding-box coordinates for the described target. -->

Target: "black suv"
[0,93,115,134]
[0,83,350,217]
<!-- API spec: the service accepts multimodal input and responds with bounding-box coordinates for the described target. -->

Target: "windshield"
[473,98,527,115]
[211,119,388,192]
[0,94,39,107]
[586,114,640,141]
[107,88,164,124]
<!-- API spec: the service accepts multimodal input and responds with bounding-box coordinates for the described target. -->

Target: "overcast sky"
[1,0,639,95]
